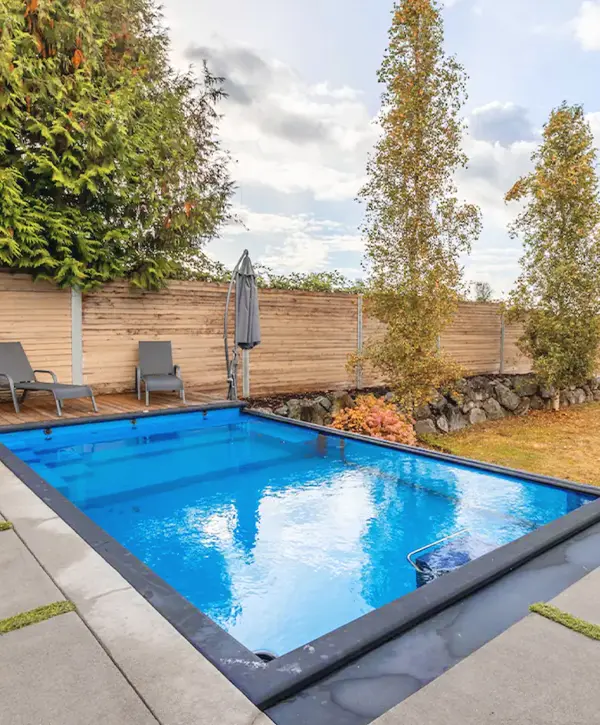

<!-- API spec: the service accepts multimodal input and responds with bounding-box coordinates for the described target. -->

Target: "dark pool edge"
[1,404,600,713]
[0,400,246,434]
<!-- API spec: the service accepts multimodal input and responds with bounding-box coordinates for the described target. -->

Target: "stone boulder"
[447,408,468,432]
[468,407,487,425]
[539,384,556,400]
[315,395,332,412]
[300,400,327,426]
[413,403,432,421]
[529,395,545,411]
[436,415,449,433]
[251,407,272,415]
[495,383,520,411]
[483,398,505,420]
[331,391,355,415]
[430,393,447,413]
[513,376,538,397]
[287,399,303,420]
[274,404,289,417]
[572,388,587,405]
[594,390,600,402]
[414,419,437,436]
[515,398,531,417]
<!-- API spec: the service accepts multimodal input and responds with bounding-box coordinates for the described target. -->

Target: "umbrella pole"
[224,250,248,400]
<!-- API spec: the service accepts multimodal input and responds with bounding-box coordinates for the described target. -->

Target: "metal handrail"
[406,528,469,574]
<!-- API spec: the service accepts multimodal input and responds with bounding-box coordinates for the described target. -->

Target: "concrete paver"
[373,612,600,725]
[0,613,158,725]
[79,587,261,725]
[551,565,600,626]
[13,514,132,604]
[0,528,64,619]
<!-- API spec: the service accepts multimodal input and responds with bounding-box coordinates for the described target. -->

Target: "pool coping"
[1,404,600,712]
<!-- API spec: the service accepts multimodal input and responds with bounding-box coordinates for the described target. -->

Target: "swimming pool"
[0,405,596,660]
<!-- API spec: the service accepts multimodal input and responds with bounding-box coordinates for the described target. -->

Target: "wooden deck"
[0,390,227,428]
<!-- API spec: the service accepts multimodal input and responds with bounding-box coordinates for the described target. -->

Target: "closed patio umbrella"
[224,250,261,400]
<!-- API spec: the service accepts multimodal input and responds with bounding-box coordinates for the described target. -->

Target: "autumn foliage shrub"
[331,395,417,446]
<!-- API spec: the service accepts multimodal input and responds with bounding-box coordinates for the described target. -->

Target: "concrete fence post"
[499,311,505,374]
[356,294,364,389]
[71,288,83,384]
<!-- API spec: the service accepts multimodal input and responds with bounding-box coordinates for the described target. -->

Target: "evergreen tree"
[0,0,233,289]
[358,0,481,408]
[506,103,600,403]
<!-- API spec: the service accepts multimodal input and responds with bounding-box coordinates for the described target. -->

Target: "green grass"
[0,601,76,635]
[423,402,600,486]
[0,521,13,532]
[530,602,600,641]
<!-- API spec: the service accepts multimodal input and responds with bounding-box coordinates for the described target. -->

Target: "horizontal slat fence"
[0,271,535,398]
[250,290,359,395]
[82,281,233,395]
[0,274,72,384]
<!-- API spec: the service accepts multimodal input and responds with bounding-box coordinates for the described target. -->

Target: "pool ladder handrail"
[406,528,470,574]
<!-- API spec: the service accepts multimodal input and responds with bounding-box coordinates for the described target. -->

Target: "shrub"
[331,394,417,446]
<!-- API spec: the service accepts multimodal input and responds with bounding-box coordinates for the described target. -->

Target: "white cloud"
[189,42,378,203]
[221,207,364,274]
[572,1,600,50]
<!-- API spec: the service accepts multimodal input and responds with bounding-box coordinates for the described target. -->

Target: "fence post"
[242,349,250,397]
[499,311,505,374]
[356,294,364,389]
[71,288,83,384]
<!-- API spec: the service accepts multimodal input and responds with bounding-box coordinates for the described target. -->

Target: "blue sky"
[162,0,600,297]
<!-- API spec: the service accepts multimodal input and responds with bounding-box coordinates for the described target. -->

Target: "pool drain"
[254,650,277,663]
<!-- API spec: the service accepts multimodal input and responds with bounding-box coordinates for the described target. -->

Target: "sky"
[161,0,600,298]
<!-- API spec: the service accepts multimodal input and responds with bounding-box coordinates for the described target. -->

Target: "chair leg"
[19,390,28,404]
[145,386,149,407]
[181,387,186,404]
[9,384,20,414]
[53,394,62,418]
[90,393,98,413]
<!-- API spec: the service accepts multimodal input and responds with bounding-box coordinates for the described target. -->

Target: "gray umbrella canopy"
[234,254,261,350]
[224,250,261,399]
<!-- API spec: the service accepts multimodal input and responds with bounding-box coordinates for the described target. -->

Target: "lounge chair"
[0,342,97,417]
[136,341,185,406]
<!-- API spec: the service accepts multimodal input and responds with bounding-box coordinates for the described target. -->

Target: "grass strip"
[0,601,76,635]
[0,521,13,531]
[530,602,600,641]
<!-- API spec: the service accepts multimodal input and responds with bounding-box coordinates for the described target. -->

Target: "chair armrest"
[33,369,58,383]
[0,372,15,388]
[174,365,182,379]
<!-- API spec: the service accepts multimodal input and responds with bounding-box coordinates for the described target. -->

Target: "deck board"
[0,390,226,429]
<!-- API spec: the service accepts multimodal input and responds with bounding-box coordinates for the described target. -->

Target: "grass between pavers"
[0,601,76,635]
[422,402,600,486]
[0,521,13,531]
[530,602,600,641]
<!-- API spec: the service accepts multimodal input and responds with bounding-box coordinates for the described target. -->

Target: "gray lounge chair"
[136,341,185,406]
[0,342,97,417]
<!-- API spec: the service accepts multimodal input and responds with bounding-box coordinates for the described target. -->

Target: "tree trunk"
[552,392,560,411]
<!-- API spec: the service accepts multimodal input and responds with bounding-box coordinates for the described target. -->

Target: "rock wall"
[249,374,600,436]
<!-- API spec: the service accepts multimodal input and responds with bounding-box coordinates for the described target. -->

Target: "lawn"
[424,402,600,487]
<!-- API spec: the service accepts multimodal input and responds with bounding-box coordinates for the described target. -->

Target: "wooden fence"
[0,272,531,397]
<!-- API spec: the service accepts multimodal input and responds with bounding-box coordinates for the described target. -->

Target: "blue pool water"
[1,408,595,656]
